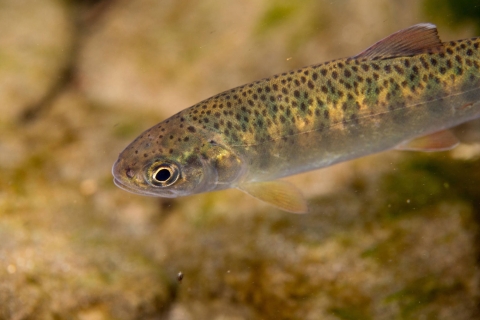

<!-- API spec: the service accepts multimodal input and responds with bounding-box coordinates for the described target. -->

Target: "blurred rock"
[0,0,73,123]
[80,0,421,114]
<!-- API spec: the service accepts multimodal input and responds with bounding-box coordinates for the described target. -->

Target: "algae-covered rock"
[152,153,480,319]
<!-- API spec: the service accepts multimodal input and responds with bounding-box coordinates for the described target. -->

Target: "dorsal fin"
[353,23,443,60]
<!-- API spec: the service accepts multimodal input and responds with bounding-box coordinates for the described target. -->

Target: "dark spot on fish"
[187,126,196,133]
[394,65,404,74]
[324,109,329,119]
[320,69,328,76]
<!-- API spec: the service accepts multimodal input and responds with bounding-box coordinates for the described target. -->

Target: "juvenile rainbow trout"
[113,23,480,213]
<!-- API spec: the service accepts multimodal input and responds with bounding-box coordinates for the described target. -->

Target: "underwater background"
[1,0,480,319]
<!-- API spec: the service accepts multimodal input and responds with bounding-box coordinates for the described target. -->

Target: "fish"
[112,23,480,213]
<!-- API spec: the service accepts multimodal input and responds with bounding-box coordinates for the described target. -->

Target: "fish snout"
[112,158,140,187]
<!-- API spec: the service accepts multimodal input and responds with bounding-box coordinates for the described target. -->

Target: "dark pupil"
[155,169,171,182]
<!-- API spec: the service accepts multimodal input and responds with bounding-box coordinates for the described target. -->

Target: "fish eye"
[149,162,180,187]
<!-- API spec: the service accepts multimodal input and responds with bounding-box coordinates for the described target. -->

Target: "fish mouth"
[113,176,140,194]
[111,159,147,196]
[113,177,178,198]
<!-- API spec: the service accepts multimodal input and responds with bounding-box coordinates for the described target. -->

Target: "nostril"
[126,167,135,179]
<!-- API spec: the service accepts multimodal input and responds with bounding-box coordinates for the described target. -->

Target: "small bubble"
[177,271,184,282]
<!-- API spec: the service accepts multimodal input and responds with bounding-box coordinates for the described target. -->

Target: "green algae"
[256,2,299,34]
[423,0,480,34]
[385,276,466,319]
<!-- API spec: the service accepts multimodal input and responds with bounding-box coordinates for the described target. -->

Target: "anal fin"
[395,129,459,152]
[238,180,308,214]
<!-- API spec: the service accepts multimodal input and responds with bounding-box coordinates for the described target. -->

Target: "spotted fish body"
[113,24,480,212]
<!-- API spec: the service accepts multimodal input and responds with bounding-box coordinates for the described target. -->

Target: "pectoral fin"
[395,130,459,152]
[238,180,308,214]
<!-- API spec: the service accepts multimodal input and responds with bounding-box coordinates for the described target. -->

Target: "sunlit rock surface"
[1,0,480,319]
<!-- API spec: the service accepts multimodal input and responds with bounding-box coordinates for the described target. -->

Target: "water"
[1,1,479,319]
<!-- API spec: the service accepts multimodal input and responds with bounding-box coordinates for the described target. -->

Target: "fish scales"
[113,24,480,212]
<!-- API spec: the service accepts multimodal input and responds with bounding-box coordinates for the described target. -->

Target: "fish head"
[112,118,245,198]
